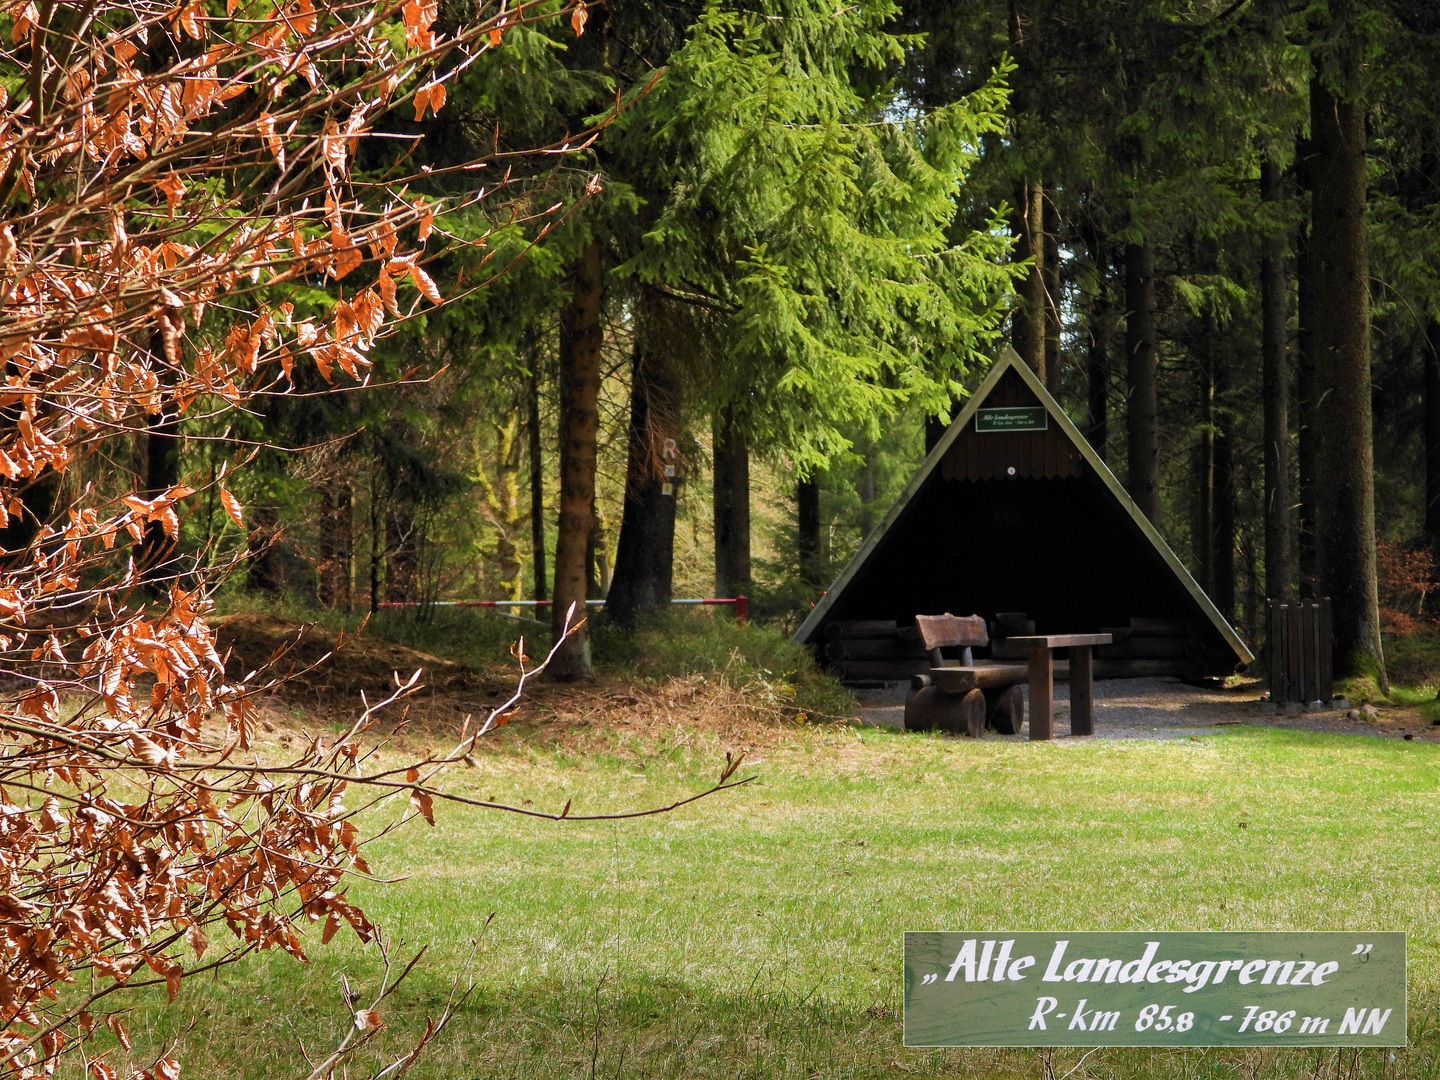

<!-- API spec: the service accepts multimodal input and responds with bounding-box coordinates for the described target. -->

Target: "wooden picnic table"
[1005,634,1113,740]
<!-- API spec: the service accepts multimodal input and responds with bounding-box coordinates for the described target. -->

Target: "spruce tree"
[601,0,1017,624]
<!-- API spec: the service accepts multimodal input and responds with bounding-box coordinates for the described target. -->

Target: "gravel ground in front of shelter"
[851,676,1439,742]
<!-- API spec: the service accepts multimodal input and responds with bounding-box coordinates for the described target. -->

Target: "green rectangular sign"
[975,406,1047,432]
[904,932,1405,1047]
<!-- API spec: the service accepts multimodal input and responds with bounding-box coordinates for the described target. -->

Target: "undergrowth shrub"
[1379,632,1440,695]
[1377,539,1436,635]
[214,591,537,668]
[217,595,854,720]
[594,609,855,720]
[362,604,539,665]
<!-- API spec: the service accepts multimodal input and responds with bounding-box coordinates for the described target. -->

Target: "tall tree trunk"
[1043,193,1062,397]
[1196,359,1214,593]
[479,412,525,602]
[527,357,548,603]
[139,406,181,594]
[797,478,821,586]
[318,478,352,611]
[367,466,382,614]
[1083,226,1109,455]
[136,328,180,594]
[607,298,682,629]
[858,437,877,538]
[712,408,751,598]
[1213,334,1237,621]
[1124,242,1160,525]
[1261,158,1293,602]
[584,497,598,601]
[586,500,611,600]
[1011,181,1047,377]
[1309,74,1384,687]
[1425,134,1440,554]
[1296,217,1318,596]
[246,499,283,595]
[1006,0,1044,380]
[1426,318,1440,551]
[384,499,416,603]
[550,240,604,677]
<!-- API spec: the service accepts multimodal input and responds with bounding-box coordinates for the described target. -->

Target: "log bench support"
[903,614,1029,736]
[907,674,1027,735]
[903,617,1111,740]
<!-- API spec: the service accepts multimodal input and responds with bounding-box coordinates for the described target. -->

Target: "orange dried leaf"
[572,3,588,36]
[156,172,186,217]
[354,1008,383,1031]
[322,120,347,173]
[313,347,334,384]
[185,923,207,959]
[11,3,36,43]
[220,488,244,529]
[130,734,170,767]
[378,272,399,316]
[177,1,204,39]
[407,262,441,304]
[409,787,435,825]
[105,1015,131,1051]
[331,223,361,280]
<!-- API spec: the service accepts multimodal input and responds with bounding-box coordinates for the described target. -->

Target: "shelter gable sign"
[976,406,1047,432]
[942,368,1080,483]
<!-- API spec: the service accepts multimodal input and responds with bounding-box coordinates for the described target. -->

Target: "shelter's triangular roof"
[791,346,1254,666]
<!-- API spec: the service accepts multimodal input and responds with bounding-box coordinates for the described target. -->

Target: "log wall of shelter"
[819,616,1232,685]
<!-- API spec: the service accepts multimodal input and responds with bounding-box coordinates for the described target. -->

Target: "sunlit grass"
[113,724,1440,1079]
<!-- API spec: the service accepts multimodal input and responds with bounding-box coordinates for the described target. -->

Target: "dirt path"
[852,677,1438,742]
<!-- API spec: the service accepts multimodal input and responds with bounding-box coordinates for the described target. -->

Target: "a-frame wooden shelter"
[792,347,1253,683]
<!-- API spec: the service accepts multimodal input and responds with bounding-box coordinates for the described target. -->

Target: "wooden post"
[1296,601,1307,711]
[1319,597,1333,701]
[1028,646,1053,741]
[1307,600,1321,702]
[1070,645,1094,736]
[1267,600,1282,704]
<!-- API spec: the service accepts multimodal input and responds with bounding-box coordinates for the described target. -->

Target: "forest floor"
[214,611,1440,746]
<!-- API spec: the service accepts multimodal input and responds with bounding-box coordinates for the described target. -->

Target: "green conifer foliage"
[613,0,1019,473]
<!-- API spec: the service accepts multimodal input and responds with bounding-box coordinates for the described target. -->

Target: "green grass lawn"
[123,723,1440,1080]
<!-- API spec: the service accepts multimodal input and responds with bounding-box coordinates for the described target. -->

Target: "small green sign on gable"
[976,406,1047,432]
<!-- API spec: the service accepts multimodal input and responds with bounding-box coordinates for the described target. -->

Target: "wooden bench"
[903,613,1027,737]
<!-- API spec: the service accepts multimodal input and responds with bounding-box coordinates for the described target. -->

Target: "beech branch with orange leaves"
[0,1,688,1078]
